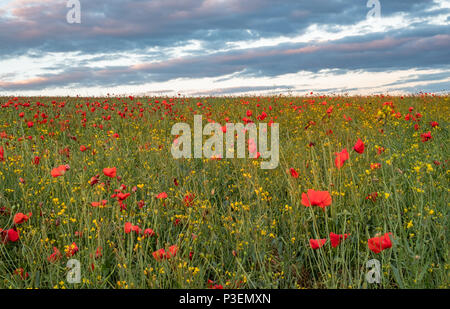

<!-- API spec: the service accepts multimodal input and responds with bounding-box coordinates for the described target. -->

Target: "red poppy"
[89,174,100,186]
[90,200,107,207]
[208,280,224,289]
[152,248,165,260]
[80,145,87,152]
[420,131,432,142]
[430,121,439,128]
[66,242,79,257]
[47,247,62,262]
[103,167,117,178]
[309,238,327,249]
[370,163,381,170]
[289,168,299,178]
[330,232,350,248]
[301,189,332,209]
[376,146,385,155]
[6,228,20,242]
[51,165,69,178]
[152,245,178,260]
[366,192,378,202]
[334,148,349,169]
[124,222,141,234]
[353,139,365,154]
[144,228,155,237]
[113,192,130,202]
[0,146,4,161]
[166,245,178,259]
[156,192,168,199]
[368,233,393,254]
[95,247,102,259]
[13,212,32,225]
[184,193,195,207]
[14,268,29,280]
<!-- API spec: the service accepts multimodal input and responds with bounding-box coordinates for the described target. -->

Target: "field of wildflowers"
[0,94,448,289]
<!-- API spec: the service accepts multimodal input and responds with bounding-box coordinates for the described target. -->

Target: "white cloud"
[1,67,448,97]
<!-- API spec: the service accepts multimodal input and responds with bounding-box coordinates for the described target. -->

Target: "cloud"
[0,0,449,95]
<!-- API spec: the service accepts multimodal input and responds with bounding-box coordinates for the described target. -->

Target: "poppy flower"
[14,268,29,280]
[368,233,393,254]
[33,156,40,165]
[152,248,166,260]
[51,165,69,178]
[124,222,141,234]
[152,245,178,260]
[0,146,4,161]
[430,121,439,128]
[309,238,327,249]
[156,192,168,199]
[66,242,79,257]
[184,193,195,207]
[370,163,381,170]
[334,148,349,169]
[90,200,107,208]
[301,189,332,209]
[166,245,178,259]
[89,174,100,186]
[144,228,155,237]
[207,280,224,289]
[80,145,87,152]
[103,167,117,178]
[47,247,62,262]
[113,192,130,202]
[289,168,299,178]
[330,232,350,248]
[95,247,102,259]
[376,146,385,155]
[366,192,378,202]
[420,131,432,142]
[1,227,18,243]
[353,139,365,154]
[13,212,32,225]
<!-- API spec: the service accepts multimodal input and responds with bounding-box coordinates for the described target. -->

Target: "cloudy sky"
[0,0,449,96]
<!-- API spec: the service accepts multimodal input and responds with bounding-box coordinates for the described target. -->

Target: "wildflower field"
[0,94,448,289]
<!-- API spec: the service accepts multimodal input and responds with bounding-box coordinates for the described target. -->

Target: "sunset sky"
[0,0,449,96]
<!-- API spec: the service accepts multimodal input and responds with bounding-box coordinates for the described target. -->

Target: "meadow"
[0,94,448,289]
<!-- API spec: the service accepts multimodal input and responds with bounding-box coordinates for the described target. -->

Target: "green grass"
[0,95,448,289]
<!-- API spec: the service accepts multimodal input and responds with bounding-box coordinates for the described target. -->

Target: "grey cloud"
[0,0,442,57]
